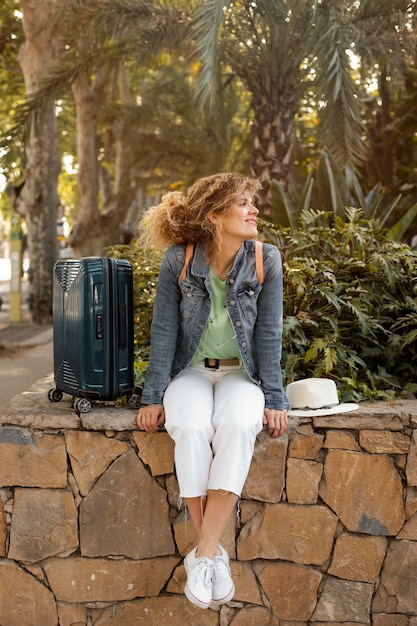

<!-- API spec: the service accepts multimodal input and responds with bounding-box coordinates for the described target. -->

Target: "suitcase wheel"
[48,388,63,403]
[75,398,92,414]
[128,394,141,410]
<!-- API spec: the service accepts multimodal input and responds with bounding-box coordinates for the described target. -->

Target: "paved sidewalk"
[0,279,54,406]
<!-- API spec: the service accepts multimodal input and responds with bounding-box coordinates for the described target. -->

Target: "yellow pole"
[9,214,22,323]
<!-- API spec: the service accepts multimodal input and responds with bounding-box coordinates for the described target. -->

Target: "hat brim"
[288,403,359,417]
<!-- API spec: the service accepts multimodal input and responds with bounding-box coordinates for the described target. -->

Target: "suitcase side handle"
[118,304,127,349]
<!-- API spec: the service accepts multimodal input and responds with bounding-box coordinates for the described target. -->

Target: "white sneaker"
[184,548,214,609]
[211,545,235,605]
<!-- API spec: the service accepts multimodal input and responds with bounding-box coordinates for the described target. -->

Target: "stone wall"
[0,376,417,626]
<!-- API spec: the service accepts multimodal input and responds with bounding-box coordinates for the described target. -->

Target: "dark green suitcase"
[48,257,140,413]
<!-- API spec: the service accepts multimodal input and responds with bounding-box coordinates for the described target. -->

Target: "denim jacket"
[141,239,290,410]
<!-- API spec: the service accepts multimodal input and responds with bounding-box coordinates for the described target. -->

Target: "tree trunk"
[250,89,296,212]
[68,63,136,257]
[67,71,107,257]
[17,0,63,324]
[106,62,137,240]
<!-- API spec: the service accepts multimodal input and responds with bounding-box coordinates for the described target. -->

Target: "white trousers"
[163,363,264,498]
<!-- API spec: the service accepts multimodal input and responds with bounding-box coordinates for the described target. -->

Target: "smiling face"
[216,191,259,244]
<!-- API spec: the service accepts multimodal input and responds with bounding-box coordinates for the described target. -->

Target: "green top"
[191,268,240,364]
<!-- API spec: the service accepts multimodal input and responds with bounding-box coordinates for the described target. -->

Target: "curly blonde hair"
[138,172,261,259]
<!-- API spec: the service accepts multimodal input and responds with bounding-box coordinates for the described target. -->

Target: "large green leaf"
[317,150,346,216]
[270,169,314,228]
[388,202,417,241]
[270,179,294,228]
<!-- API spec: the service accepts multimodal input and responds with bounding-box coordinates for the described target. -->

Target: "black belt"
[204,358,240,369]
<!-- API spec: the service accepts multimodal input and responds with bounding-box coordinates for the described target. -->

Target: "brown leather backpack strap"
[178,243,194,283]
[255,240,264,284]
[179,241,263,284]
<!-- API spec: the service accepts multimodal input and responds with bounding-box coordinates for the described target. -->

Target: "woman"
[136,172,289,610]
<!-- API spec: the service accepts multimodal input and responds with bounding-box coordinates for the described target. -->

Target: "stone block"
[313,623,368,626]
[311,576,373,623]
[0,498,5,556]
[133,431,175,476]
[328,533,387,582]
[165,562,185,596]
[313,409,403,430]
[405,486,417,519]
[239,499,263,524]
[254,561,321,621]
[372,578,399,613]
[65,431,130,495]
[0,428,67,487]
[296,422,314,436]
[165,472,180,509]
[57,602,87,626]
[373,615,410,626]
[359,430,410,454]
[0,408,80,429]
[397,511,417,539]
[44,556,179,603]
[8,488,78,562]
[380,540,417,614]
[80,449,174,559]
[230,561,263,605]
[406,430,417,487]
[323,430,360,450]
[286,458,322,504]
[91,597,219,625]
[320,450,405,535]
[173,511,199,557]
[288,432,324,459]
[237,503,337,565]
[230,606,280,625]
[79,405,137,431]
[242,430,287,503]
[0,559,58,626]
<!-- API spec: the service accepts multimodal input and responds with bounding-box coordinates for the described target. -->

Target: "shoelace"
[212,557,229,583]
[193,558,214,588]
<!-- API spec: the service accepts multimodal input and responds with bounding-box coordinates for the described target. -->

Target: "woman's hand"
[263,408,288,439]
[137,404,165,433]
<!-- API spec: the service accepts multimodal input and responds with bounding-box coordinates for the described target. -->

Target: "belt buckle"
[204,358,219,369]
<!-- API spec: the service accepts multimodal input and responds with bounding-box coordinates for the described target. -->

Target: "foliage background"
[109,211,417,402]
[0,0,416,348]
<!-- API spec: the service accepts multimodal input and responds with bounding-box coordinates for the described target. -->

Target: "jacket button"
[229,278,235,284]
[230,299,235,306]
[236,321,241,327]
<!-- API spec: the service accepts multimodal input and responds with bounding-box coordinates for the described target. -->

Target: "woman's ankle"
[195,542,221,560]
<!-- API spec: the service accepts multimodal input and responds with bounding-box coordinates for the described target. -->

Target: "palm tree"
[192,0,414,207]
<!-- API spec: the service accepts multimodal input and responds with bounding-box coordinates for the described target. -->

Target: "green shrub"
[261,209,417,401]
[107,243,161,388]
[108,211,417,401]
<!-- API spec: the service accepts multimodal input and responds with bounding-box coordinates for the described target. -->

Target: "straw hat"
[286,378,359,417]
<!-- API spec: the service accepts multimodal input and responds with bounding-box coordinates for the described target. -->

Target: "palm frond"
[388,202,417,241]
[191,0,230,109]
[314,8,368,169]
[50,0,186,50]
